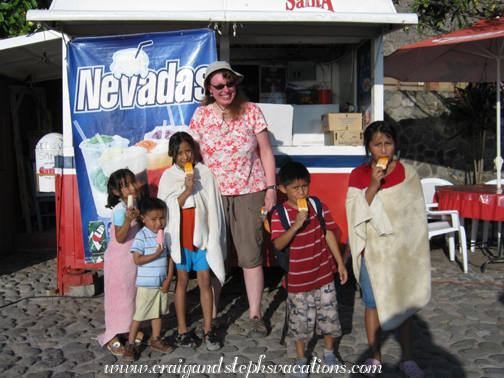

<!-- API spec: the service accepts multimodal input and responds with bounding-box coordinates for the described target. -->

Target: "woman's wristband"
[266,185,278,191]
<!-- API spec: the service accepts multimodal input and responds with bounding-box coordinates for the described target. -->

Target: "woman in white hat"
[189,61,277,339]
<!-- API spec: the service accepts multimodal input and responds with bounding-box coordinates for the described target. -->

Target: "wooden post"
[10,85,50,234]
[10,87,32,233]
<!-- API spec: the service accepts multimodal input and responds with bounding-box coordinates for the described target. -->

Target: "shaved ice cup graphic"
[139,122,191,197]
[99,146,149,200]
[79,134,129,218]
[110,41,153,80]
[135,138,171,198]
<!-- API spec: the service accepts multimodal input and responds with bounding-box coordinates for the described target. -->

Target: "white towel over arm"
[158,163,227,285]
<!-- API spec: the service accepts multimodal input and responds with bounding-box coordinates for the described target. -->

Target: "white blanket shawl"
[158,163,226,285]
[346,163,431,331]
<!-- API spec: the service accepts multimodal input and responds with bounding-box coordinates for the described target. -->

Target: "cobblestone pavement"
[0,240,504,378]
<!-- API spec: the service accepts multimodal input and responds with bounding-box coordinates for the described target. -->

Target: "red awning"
[384,19,504,83]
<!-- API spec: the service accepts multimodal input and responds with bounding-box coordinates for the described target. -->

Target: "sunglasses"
[210,82,236,90]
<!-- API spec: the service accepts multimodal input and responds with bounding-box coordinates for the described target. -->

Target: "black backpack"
[273,196,326,270]
[272,196,326,345]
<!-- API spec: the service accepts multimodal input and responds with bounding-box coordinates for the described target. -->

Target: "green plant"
[446,83,501,183]
[0,0,40,38]
[395,0,504,33]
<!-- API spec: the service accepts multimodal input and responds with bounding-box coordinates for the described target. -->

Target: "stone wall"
[384,90,499,184]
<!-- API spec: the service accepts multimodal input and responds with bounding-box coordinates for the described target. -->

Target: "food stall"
[26,0,417,292]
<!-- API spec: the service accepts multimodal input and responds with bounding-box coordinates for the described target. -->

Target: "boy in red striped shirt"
[271,161,348,377]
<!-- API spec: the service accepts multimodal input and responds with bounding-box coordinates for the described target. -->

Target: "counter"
[273,145,366,170]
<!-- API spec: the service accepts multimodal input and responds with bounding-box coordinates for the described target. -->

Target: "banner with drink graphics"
[67,29,217,264]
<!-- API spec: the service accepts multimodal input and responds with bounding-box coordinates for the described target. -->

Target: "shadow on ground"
[0,249,56,276]
[156,266,285,345]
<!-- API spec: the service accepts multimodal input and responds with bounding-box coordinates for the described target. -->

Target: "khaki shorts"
[222,191,265,269]
[287,281,342,343]
[133,287,169,321]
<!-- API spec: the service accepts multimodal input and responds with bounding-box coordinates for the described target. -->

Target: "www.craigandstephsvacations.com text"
[103,355,382,377]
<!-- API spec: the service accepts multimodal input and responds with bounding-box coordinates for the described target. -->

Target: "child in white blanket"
[157,132,226,352]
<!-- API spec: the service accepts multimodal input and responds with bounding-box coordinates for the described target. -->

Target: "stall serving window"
[232,43,353,108]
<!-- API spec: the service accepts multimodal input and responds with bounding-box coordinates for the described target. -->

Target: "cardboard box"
[321,113,362,132]
[324,130,363,146]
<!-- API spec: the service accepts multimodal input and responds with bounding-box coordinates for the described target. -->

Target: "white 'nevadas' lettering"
[74,61,206,113]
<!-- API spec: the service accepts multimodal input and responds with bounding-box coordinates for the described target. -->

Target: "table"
[435,184,504,272]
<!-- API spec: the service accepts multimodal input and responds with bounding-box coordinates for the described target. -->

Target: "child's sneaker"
[292,358,309,378]
[195,318,220,339]
[122,343,138,361]
[149,336,174,354]
[176,332,196,348]
[322,352,343,370]
[204,331,221,351]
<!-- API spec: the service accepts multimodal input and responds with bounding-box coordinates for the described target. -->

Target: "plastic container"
[285,89,319,104]
[318,89,331,104]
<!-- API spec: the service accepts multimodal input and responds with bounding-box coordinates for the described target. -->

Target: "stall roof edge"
[0,31,63,82]
[28,0,418,37]
[26,10,417,38]
[3,1,418,83]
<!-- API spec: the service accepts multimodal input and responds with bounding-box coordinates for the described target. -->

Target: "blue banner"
[67,28,217,263]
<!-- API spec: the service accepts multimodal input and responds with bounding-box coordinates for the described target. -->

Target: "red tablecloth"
[436,184,504,222]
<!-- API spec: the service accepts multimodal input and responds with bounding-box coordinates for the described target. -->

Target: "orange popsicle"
[185,162,193,175]
[260,206,271,233]
[264,218,271,233]
[298,198,308,212]
[376,157,388,169]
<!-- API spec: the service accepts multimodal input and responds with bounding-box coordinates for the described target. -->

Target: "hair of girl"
[168,131,196,164]
[105,168,136,209]
[363,120,397,162]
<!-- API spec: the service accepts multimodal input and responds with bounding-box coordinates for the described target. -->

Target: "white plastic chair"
[421,178,453,210]
[421,178,468,273]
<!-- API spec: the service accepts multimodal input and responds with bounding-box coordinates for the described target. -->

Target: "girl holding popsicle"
[346,121,430,378]
[158,132,226,351]
[97,168,146,355]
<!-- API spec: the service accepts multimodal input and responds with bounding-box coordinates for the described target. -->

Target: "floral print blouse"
[189,102,268,195]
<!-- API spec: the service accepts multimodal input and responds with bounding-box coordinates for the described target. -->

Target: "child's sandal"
[399,361,424,378]
[107,340,124,355]
[362,358,382,378]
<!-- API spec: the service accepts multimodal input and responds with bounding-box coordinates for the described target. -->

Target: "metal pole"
[497,57,502,190]
[495,57,502,189]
